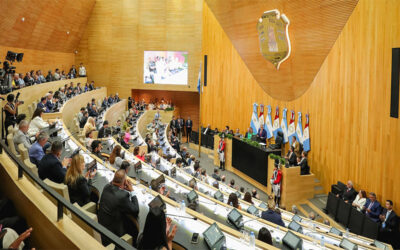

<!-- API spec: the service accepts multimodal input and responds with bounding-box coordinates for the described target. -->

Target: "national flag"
[265,105,273,139]
[259,104,265,128]
[197,62,202,93]
[303,114,310,152]
[272,106,281,138]
[250,103,259,133]
[288,110,296,144]
[296,112,304,144]
[280,108,289,143]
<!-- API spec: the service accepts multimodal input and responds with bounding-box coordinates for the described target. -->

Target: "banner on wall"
[281,108,289,143]
[265,105,273,139]
[303,114,311,152]
[272,106,281,139]
[288,110,296,144]
[296,112,304,144]
[250,103,259,133]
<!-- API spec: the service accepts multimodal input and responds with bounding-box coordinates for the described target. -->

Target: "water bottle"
[320,235,325,248]
[148,185,152,195]
[249,231,255,248]
[345,228,349,238]
[181,200,186,212]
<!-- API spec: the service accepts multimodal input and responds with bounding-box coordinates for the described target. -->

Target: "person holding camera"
[4,94,24,136]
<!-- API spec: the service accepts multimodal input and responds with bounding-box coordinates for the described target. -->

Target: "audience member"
[83,117,96,136]
[133,146,145,161]
[308,212,316,220]
[38,141,70,183]
[378,200,398,246]
[212,167,221,181]
[227,193,241,209]
[98,120,109,138]
[362,192,382,222]
[28,108,49,136]
[292,136,301,158]
[13,120,32,152]
[80,111,89,128]
[258,227,273,245]
[185,116,192,142]
[244,127,255,139]
[109,145,123,168]
[243,192,254,204]
[79,63,86,77]
[98,169,139,246]
[252,189,259,199]
[91,140,104,161]
[28,131,48,166]
[261,200,285,227]
[352,190,367,212]
[84,129,94,149]
[298,151,310,175]
[337,180,357,203]
[65,153,97,206]
[4,94,22,135]
[285,146,297,166]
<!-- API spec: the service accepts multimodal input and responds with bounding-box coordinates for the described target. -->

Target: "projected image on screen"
[144,51,188,85]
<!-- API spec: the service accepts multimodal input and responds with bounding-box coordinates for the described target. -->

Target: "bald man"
[14,120,32,152]
[98,169,139,246]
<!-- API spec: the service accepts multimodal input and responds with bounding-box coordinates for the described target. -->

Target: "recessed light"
[66,31,70,35]
[21,17,25,22]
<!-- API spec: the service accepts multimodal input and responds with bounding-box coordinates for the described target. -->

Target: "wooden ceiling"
[0,0,95,53]
[205,0,359,101]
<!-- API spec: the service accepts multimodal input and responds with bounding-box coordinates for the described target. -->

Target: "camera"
[15,92,24,104]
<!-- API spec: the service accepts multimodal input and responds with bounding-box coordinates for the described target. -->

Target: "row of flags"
[250,103,310,152]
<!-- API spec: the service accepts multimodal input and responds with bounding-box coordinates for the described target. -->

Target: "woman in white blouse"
[28,108,49,136]
[352,190,367,211]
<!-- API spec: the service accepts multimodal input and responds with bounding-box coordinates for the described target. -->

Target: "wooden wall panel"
[205,0,358,101]
[202,0,400,212]
[75,0,203,98]
[131,89,199,131]
[0,0,95,53]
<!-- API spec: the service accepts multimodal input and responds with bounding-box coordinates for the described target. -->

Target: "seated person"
[119,160,131,174]
[137,207,177,250]
[252,189,260,199]
[227,193,241,209]
[124,127,131,144]
[234,128,242,138]
[362,192,382,222]
[98,120,110,138]
[212,167,221,181]
[258,227,273,245]
[337,180,357,203]
[243,192,254,205]
[122,117,131,132]
[113,119,122,135]
[257,126,267,143]
[98,169,139,246]
[133,146,145,161]
[64,153,97,206]
[109,145,123,168]
[77,107,85,123]
[89,105,99,117]
[38,141,70,183]
[83,117,96,136]
[45,93,55,112]
[378,200,399,246]
[37,97,48,112]
[28,132,48,166]
[298,151,310,175]
[261,199,285,227]
[352,190,367,212]
[229,179,236,189]
[91,140,105,161]
[79,111,89,129]
[284,146,297,166]
[107,95,114,105]
[28,108,49,137]
[101,97,108,109]
[13,120,32,153]
[84,129,95,149]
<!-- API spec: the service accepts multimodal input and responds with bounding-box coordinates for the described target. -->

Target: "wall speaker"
[390,48,400,118]
[204,55,208,86]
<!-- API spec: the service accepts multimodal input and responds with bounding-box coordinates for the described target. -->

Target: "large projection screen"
[143,51,188,85]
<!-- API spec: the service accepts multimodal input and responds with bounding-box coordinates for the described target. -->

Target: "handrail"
[0,131,133,249]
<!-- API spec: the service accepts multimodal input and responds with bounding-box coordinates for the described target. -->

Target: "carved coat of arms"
[257,10,291,70]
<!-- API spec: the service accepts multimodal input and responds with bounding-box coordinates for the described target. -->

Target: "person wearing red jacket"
[270,163,282,207]
[218,134,226,171]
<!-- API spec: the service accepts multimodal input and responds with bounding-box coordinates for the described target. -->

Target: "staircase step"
[314,185,324,195]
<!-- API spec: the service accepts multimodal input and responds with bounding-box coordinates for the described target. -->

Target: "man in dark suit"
[91,140,105,161]
[298,151,310,175]
[38,141,70,183]
[177,116,184,141]
[170,116,177,131]
[285,146,297,166]
[186,116,193,142]
[337,180,357,203]
[212,167,221,181]
[378,200,399,246]
[37,97,48,112]
[257,126,267,143]
[98,169,139,246]
[89,105,99,117]
[363,192,382,222]
[98,120,110,138]
[261,202,285,227]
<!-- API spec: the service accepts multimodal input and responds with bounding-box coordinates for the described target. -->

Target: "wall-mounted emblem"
[257,10,291,70]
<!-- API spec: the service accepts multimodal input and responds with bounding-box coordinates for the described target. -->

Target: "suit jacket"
[257,128,267,142]
[261,209,285,227]
[341,188,358,203]
[67,177,92,207]
[98,184,139,245]
[98,127,106,138]
[37,102,47,112]
[170,119,177,129]
[299,158,309,175]
[46,100,54,112]
[89,109,98,117]
[380,209,398,232]
[293,141,301,158]
[186,120,193,129]
[212,173,221,181]
[38,154,66,183]
[364,199,382,222]
[287,151,297,166]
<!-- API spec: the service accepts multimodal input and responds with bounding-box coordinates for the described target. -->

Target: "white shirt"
[352,194,366,212]
[79,66,86,76]
[54,72,60,80]
[28,116,49,136]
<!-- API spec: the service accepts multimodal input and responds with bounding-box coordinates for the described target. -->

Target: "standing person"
[78,63,86,77]
[292,136,301,158]
[218,134,226,171]
[4,94,22,136]
[270,163,282,207]
[177,116,184,141]
[186,116,192,142]
[69,65,77,78]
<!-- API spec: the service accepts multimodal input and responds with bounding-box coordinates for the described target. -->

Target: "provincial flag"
[288,110,296,144]
[250,103,260,133]
[303,114,311,152]
[265,105,273,139]
[280,108,289,143]
[259,104,265,128]
[272,106,281,139]
[296,112,304,144]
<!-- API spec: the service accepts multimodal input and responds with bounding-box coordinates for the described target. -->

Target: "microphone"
[165,214,197,220]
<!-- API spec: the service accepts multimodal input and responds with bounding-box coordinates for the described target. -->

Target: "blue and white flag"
[197,62,202,93]
[272,106,281,139]
[265,105,273,139]
[280,108,289,143]
[250,103,259,133]
[303,114,310,152]
[296,112,304,144]
[259,104,265,128]
[288,110,296,144]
